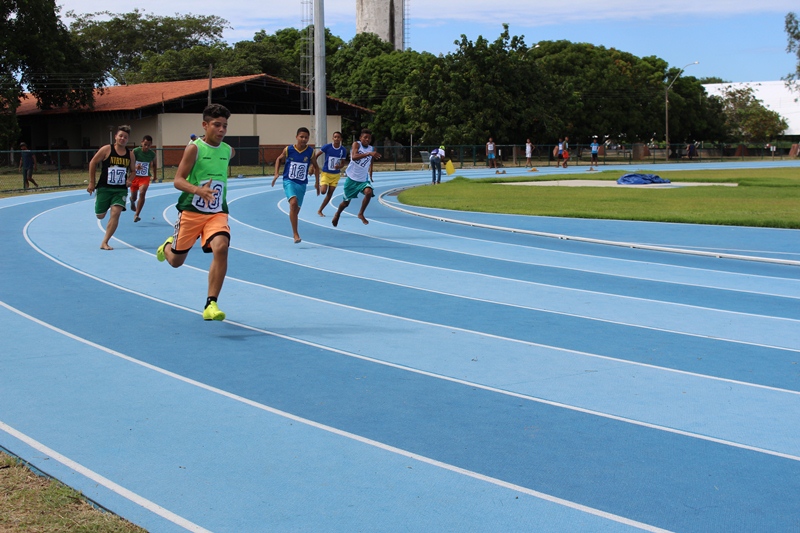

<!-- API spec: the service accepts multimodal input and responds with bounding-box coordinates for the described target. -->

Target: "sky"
[55,0,799,83]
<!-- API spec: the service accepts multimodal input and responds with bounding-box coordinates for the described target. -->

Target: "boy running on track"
[130,135,157,222]
[332,128,381,227]
[272,127,320,243]
[156,104,235,322]
[87,125,135,250]
[315,131,347,217]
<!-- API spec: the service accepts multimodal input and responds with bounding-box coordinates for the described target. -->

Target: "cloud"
[57,0,798,40]
[425,0,797,25]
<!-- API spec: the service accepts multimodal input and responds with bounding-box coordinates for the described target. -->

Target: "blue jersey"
[319,143,347,174]
[282,145,314,184]
[591,142,599,154]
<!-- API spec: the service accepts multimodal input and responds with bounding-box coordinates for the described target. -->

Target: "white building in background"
[703,81,800,136]
[356,0,405,51]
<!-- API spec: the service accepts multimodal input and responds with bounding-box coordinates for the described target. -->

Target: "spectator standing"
[430,145,446,184]
[525,139,533,168]
[19,142,40,190]
[486,137,497,168]
[589,137,600,170]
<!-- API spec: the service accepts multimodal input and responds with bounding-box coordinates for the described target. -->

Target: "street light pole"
[665,61,698,162]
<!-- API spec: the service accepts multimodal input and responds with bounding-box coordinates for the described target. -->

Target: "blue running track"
[1,162,799,532]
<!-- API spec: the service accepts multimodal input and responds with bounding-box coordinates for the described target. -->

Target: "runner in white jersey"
[332,129,381,227]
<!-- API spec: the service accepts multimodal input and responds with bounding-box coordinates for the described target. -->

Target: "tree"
[67,10,229,84]
[371,26,554,146]
[526,42,672,144]
[240,27,345,86]
[1,0,104,148]
[785,12,800,85]
[662,69,728,144]
[125,44,260,84]
[329,32,397,106]
[128,26,345,86]
[717,85,788,143]
[698,77,728,84]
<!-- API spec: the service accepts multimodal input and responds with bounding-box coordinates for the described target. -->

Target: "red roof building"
[17,74,372,167]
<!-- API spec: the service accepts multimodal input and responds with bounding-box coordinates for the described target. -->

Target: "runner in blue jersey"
[314,131,348,217]
[272,127,320,243]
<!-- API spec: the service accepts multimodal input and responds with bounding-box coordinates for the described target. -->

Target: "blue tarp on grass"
[617,173,671,185]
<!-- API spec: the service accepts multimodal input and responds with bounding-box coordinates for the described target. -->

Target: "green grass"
[398,168,800,229]
[1,451,147,532]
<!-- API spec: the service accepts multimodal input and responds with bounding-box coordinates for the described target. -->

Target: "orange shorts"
[130,176,151,192]
[172,211,230,254]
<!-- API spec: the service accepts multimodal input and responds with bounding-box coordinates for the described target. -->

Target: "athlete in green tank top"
[175,139,232,214]
[156,104,235,322]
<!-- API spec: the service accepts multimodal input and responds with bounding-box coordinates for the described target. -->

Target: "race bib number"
[326,156,341,170]
[135,161,150,177]
[353,157,371,169]
[191,180,225,213]
[107,166,127,186]
[287,161,309,181]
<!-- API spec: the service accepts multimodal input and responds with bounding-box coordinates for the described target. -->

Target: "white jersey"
[525,143,532,157]
[345,142,373,183]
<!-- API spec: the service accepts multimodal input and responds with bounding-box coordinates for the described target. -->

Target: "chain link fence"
[2,143,797,193]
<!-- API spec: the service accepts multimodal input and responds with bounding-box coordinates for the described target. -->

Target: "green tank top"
[132,147,157,178]
[176,140,231,214]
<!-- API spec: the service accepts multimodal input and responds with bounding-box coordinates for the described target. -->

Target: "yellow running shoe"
[156,236,173,262]
[203,301,225,321]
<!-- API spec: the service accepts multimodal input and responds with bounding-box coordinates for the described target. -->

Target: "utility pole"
[208,64,213,105]
[665,61,698,161]
[314,0,327,148]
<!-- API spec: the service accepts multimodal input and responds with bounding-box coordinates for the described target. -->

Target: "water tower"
[356,0,406,51]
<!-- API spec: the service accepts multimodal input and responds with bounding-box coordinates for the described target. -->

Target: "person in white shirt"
[430,145,446,184]
[525,139,533,168]
[486,137,497,168]
[332,129,382,227]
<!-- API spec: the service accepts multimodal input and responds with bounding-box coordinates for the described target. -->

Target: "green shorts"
[342,178,372,201]
[95,188,127,215]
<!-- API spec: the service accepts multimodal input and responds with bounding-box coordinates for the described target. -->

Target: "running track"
[1,162,799,532]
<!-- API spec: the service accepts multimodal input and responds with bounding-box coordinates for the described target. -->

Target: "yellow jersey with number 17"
[176,139,231,214]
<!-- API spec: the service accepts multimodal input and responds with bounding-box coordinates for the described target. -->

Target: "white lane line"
[30,201,800,393]
[19,197,800,452]
[224,204,800,353]
[249,186,800,300]
[0,418,211,533]
[232,192,800,330]
[0,301,671,533]
[378,188,800,267]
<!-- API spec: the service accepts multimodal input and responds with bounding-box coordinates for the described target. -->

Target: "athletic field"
[1,162,799,532]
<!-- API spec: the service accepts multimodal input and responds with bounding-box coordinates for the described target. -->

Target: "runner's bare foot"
[358,214,369,225]
[100,243,113,250]
[317,211,325,217]
[332,213,340,227]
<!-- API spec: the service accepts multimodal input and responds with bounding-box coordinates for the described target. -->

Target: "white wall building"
[703,81,800,136]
